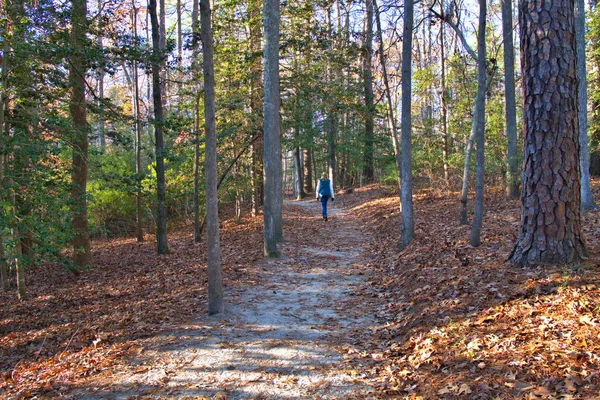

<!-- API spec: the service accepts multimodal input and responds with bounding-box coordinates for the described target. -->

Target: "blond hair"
[321,172,328,180]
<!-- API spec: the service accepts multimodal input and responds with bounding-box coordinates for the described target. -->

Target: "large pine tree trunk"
[470,0,487,247]
[200,0,223,314]
[362,0,375,183]
[400,0,415,248]
[70,0,92,268]
[503,0,519,199]
[149,0,169,255]
[575,0,597,210]
[263,0,280,257]
[510,0,587,266]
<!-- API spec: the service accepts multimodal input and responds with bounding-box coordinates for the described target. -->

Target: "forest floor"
[2,184,600,399]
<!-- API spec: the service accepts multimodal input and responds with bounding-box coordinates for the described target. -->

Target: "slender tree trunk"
[193,94,202,243]
[362,0,375,183]
[70,0,92,268]
[200,0,223,314]
[192,0,202,243]
[97,0,105,153]
[132,2,144,242]
[274,116,283,242]
[510,0,587,266]
[249,0,263,218]
[400,0,415,248]
[440,8,450,185]
[159,0,167,111]
[575,0,597,210]
[0,15,9,291]
[294,126,305,199]
[374,0,402,205]
[263,0,280,257]
[177,0,182,69]
[149,0,169,255]
[470,0,487,247]
[303,148,313,192]
[503,0,519,199]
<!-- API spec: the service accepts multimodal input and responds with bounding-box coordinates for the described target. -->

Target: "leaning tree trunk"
[200,0,223,314]
[400,0,415,248]
[149,0,169,255]
[263,0,280,257]
[503,0,519,199]
[575,0,597,210]
[70,0,92,268]
[510,0,587,266]
[470,0,487,247]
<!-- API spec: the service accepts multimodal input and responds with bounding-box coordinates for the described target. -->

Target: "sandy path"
[71,200,376,399]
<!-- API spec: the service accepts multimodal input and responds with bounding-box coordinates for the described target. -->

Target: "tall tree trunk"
[400,0,415,248]
[440,6,450,185]
[70,0,92,268]
[149,0,169,255]
[470,0,487,247]
[97,0,105,153]
[249,0,263,218]
[193,94,202,242]
[274,116,283,242]
[510,0,587,266]
[159,0,167,111]
[362,0,375,183]
[503,0,519,199]
[0,14,9,291]
[192,0,202,242]
[132,2,144,242]
[460,117,477,224]
[303,148,313,192]
[374,0,402,206]
[200,0,223,314]
[263,0,280,257]
[575,0,597,210]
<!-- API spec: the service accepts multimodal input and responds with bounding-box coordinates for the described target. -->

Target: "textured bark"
[149,0,169,255]
[70,0,92,268]
[374,0,402,205]
[97,0,105,153]
[503,0,519,199]
[470,0,487,247]
[400,0,414,248]
[303,148,313,193]
[575,0,597,210]
[200,0,223,314]
[362,0,375,184]
[263,0,280,257]
[510,0,587,266]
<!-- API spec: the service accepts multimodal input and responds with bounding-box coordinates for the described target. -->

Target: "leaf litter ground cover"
[1,185,600,399]
[346,184,600,399]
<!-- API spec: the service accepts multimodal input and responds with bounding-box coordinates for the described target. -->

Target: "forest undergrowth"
[1,184,600,399]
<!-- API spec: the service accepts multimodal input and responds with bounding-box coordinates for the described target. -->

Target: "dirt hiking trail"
[70,199,379,399]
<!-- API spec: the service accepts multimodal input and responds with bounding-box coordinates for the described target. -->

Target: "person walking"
[316,172,334,221]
